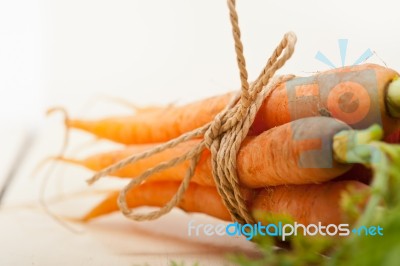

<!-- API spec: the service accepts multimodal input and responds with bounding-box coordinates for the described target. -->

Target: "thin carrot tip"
[86,178,96,185]
[46,106,68,117]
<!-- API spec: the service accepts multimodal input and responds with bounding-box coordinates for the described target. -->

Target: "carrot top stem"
[387,77,400,118]
[328,141,400,265]
[333,124,383,164]
[333,125,400,228]
[348,142,400,229]
[353,144,389,229]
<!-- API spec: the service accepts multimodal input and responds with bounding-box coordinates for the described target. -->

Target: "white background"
[1,0,400,124]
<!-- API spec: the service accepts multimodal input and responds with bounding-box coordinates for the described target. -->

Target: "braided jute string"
[86,0,297,224]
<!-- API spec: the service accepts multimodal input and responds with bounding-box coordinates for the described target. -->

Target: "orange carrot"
[61,117,353,188]
[66,64,400,144]
[252,64,400,137]
[252,181,368,226]
[82,181,236,222]
[82,180,368,226]
[67,92,234,144]
[59,139,213,185]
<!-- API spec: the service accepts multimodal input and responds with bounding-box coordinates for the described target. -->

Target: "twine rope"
[87,0,297,224]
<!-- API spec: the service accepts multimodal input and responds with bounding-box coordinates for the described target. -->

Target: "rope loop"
[87,0,297,224]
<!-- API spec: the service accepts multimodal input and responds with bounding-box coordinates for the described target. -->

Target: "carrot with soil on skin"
[58,117,357,188]
[82,180,368,226]
[252,181,369,226]
[252,64,400,137]
[57,123,399,187]
[65,64,400,144]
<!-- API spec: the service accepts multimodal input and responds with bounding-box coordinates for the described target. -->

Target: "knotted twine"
[86,0,297,225]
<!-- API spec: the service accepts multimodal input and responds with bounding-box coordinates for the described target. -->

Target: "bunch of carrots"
[55,64,400,234]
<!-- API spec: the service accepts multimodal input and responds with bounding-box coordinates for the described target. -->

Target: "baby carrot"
[67,92,235,144]
[253,64,400,136]
[82,181,235,222]
[82,180,368,226]
[252,181,368,226]
[66,64,400,144]
[60,117,353,188]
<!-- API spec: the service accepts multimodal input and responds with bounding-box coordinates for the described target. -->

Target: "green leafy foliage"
[331,206,400,266]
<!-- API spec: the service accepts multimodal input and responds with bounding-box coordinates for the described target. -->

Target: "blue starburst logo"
[315,39,373,68]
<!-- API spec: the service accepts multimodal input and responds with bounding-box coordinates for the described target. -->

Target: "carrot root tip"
[46,107,70,123]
